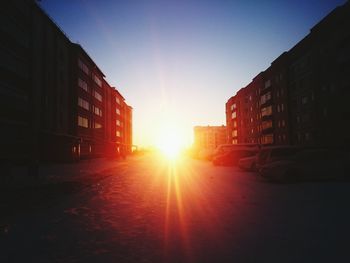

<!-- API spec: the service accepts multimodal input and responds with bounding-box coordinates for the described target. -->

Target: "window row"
[77,116,103,129]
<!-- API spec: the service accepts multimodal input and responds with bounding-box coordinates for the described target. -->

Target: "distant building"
[226,1,350,148]
[193,126,227,152]
[0,0,133,162]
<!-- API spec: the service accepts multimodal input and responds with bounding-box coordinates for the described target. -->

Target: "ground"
[1,153,349,262]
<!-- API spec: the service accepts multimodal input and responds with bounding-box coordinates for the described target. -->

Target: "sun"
[156,125,186,160]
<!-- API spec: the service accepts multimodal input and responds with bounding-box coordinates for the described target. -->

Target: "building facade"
[226,1,350,148]
[193,125,227,153]
[0,0,132,162]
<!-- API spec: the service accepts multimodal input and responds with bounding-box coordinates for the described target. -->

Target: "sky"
[40,0,346,148]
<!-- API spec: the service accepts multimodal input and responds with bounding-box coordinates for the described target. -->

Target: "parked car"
[212,143,259,161]
[256,146,304,171]
[213,149,257,166]
[238,155,258,171]
[259,149,349,182]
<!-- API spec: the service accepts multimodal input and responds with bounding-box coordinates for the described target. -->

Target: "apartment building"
[0,0,133,162]
[1,1,32,161]
[226,1,350,148]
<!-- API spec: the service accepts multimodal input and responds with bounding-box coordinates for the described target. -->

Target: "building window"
[93,74,102,87]
[261,106,272,117]
[233,121,237,128]
[230,103,237,111]
[78,97,89,111]
[94,90,102,102]
[116,120,121,126]
[232,139,238,144]
[116,130,122,137]
[282,134,286,141]
[232,111,237,119]
[116,97,121,105]
[281,103,284,112]
[262,134,274,144]
[93,122,102,129]
[78,59,89,75]
[301,96,308,104]
[260,92,271,105]
[78,116,89,128]
[93,106,102,116]
[78,78,88,92]
[232,130,237,137]
[282,120,285,127]
[262,120,273,130]
[116,108,121,115]
[264,80,271,89]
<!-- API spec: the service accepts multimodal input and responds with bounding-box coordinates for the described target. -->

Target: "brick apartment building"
[193,125,227,153]
[226,1,350,148]
[0,0,132,162]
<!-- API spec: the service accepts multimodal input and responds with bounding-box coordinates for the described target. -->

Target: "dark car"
[260,149,349,182]
[256,146,304,171]
[213,149,257,166]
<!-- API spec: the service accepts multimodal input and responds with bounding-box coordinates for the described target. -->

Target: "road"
[1,153,349,262]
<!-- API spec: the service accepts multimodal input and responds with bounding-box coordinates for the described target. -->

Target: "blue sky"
[40,0,346,147]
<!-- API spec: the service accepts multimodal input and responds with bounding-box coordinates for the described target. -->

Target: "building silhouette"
[0,0,132,162]
[226,1,350,148]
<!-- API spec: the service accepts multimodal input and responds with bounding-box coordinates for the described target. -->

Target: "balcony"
[261,127,274,134]
[260,98,273,108]
[260,85,272,95]
[261,114,273,121]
